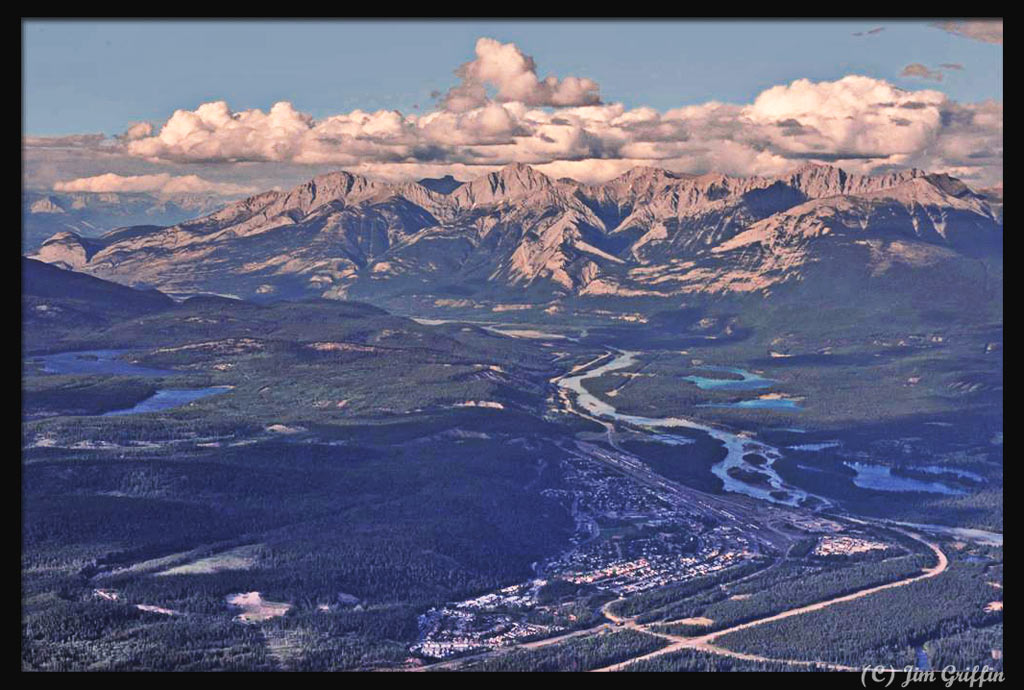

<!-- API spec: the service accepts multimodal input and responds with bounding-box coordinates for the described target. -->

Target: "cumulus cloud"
[744,76,949,157]
[111,72,1002,187]
[53,172,256,196]
[901,63,944,81]
[126,101,315,163]
[441,38,601,111]
[932,20,1002,44]
[120,122,154,141]
[24,39,1003,189]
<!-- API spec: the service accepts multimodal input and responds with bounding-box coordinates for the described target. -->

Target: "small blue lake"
[33,349,176,377]
[844,462,965,495]
[682,365,773,391]
[30,349,230,417]
[104,387,232,416]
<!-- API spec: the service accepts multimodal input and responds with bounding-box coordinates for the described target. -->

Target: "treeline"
[22,375,158,418]
[925,623,1003,672]
[627,553,932,628]
[621,437,728,494]
[619,649,827,672]
[22,428,579,670]
[450,629,668,672]
[690,554,934,632]
[22,599,272,671]
[714,561,1002,668]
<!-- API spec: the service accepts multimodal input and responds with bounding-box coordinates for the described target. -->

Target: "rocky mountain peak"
[783,163,850,197]
[614,166,681,183]
[605,166,685,193]
[451,162,559,207]
[28,161,1001,303]
[490,162,552,189]
[301,170,383,206]
[201,170,387,228]
[782,164,931,200]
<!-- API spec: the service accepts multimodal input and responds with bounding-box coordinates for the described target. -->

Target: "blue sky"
[24,20,1002,136]
[21,20,1003,192]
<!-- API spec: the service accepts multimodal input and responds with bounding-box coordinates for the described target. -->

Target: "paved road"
[591,529,948,672]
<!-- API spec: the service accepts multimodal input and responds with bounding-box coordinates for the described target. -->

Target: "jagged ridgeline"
[32,163,1002,311]
[22,190,233,252]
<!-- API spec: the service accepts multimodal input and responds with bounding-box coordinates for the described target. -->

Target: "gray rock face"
[30,163,1001,304]
[417,175,465,195]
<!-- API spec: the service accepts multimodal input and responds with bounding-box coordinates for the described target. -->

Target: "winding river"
[556,350,810,507]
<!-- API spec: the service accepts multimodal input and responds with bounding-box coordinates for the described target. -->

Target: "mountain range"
[23,190,233,251]
[30,163,1002,312]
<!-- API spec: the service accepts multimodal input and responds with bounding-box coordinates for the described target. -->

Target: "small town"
[410,446,762,658]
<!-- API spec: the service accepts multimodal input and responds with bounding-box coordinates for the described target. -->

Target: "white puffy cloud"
[120,122,154,141]
[442,38,601,111]
[932,20,1003,45]
[25,39,1004,189]
[114,73,1002,187]
[127,101,314,163]
[744,75,948,158]
[53,172,256,196]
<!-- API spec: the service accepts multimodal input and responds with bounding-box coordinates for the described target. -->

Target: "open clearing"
[671,616,714,626]
[157,544,260,576]
[226,592,292,623]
